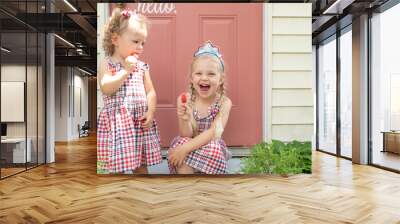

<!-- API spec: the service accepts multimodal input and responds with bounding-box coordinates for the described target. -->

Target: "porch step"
[161,147,251,158]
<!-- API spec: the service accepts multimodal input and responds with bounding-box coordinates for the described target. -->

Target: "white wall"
[265,3,313,142]
[72,72,89,138]
[55,66,68,141]
[1,66,26,138]
[1,64,46,165]
[1,65,34,137]
[1,65,26,81]
[55,67,89,141]
[97,3,108,117]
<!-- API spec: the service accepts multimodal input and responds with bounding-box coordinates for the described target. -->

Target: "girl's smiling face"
[112,19,147,59]
[191,56,224,100]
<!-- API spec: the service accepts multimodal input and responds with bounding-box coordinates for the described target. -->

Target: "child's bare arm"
[141,70,157,129]
[177,93,193,137]
[98,60,130,95]
[143,70,157,115]
[181,97,232,153]
[168,97,232,167]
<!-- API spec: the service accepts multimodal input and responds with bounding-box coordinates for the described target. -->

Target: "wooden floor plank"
[0,135,399,223]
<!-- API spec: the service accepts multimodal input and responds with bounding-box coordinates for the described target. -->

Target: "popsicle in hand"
[126,53,138,64]
[125,53,138,72]
[180,93,187,104]
[179,93,190,121]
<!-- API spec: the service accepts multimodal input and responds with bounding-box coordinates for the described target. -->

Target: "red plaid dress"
[97,58,162,173]
[168,101,232,174]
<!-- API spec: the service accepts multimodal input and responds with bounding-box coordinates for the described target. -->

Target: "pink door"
[110,3,263,147]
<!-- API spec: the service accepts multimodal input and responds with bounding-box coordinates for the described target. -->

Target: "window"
[318,36,337,154]
[0,0,47,179]
[340,28,352,158]
[371,3,400,171]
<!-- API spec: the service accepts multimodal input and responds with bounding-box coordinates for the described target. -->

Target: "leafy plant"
[97,161,109,174]
[240,140,311,175]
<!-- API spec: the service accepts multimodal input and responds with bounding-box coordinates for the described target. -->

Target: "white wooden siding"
[265,3,313,142]
[272,124,314,142]
[272,18,311,35]
[272,71,313,88]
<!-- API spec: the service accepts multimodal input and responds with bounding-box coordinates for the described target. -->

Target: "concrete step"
[161,147,251,158]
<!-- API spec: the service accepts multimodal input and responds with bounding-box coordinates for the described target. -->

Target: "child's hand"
[139,112,154,130]
[123,54,138,74]
[177,104,190,121]
[177,93,190,121]
[168,145,188,167]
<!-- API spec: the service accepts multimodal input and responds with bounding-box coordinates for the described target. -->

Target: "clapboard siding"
[271,4,311,17]
[272,18,311,35]
[272,107,314,124]
[272,53,312,71]
[272,35,312,53]
[272,89,313,107]
[266,3,313,142]
[272,71,313,88]
[272,124,314,142]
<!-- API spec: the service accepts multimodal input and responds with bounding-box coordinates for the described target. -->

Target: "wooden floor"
[1,135,400,223]
[1,163,44,178]
[1,167,26,177]
[373,151,400,171]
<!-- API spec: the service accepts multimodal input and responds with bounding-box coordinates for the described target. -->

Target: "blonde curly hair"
[102,7,149,56]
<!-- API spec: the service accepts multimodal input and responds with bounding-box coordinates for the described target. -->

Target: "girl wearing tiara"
[97,8,162,174]
[167,41,232,174]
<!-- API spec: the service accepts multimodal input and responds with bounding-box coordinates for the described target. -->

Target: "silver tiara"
[194,41,224,71]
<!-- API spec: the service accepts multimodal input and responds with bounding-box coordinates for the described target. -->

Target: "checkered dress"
[97,58,162,174]
[168,101,232,174]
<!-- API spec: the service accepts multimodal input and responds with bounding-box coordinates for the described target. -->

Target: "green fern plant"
[240,140,311,175]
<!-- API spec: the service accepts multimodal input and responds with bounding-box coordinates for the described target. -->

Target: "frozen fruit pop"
[126,54,138,64]
[181,93,187,104]
[125,53,138,72]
